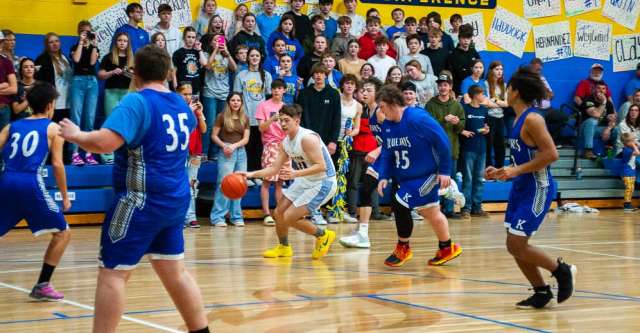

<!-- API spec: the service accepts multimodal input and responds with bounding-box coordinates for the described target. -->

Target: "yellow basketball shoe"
[312,229,336,259]
[263,244,293,258]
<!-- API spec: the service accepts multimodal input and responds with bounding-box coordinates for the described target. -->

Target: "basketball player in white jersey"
[244,104,338,259]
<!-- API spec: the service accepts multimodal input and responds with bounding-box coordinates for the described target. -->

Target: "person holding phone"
[172,27,208,97]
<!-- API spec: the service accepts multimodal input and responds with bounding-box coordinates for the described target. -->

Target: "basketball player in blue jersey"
[0,82,71,301]
[244,104,338,260]
[376,84,462,266]
[59,46,210,333]
[485,67,576,309]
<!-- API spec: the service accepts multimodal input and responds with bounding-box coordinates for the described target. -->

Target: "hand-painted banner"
[524,0,561,19]
[488,6,532,58]
[533,21,572,62]
[613,33,640,72]
[443,13,486,51]
[142,0,192,29]
[603,0,640,30]
[565,0,601,17]
[90,1,129,57]
[574,20,612,61]
[359,0,496,9]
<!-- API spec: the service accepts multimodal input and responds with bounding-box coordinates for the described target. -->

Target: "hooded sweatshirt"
[266,31,305,63]
[229,30,266,59]
[426,95,466,160]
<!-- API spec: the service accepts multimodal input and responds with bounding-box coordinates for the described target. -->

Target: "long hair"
[277,14,297,39]
[223,92,247,131]
[207,14,225,35]
[43,32,70,76]
[626,104,640,128]
[247,48,266,93]
[384,65,402,85]
[1,29,15,59]
[487,60,505,100]
[110,32,135,69]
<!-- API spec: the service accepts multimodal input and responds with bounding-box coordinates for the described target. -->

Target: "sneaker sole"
[558,265,578,304]
[516,298,557,310]
[29,294,63,302]
[428,248,463,266]
[384,252,413,267]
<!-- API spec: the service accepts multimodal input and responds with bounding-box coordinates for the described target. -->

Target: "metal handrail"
[560,103,582,175]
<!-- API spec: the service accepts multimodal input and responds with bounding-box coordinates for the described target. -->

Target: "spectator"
[400,80,420,107]
[422,28,449,77]
[234,48,272,172]
[394,17,422,60]
[426,72,465,217]
[615,104,640,155]
[360,62,375,81]
[358,17,397,60]
[194,0,229,37]
[418,16,431,41]
[69,20,100,166]
[398,34,433,75]
[276,54,302,104]
[331,16,356,60]
[619,89,640,122]
[343,0,366,37]
[447,24,480,96]
[206,15,226,37]
[172,27,208,97]
[620,132,639,211]
[426,11,455,52]
[337,39,365,79]
[624,63,640,102]
[229,13,266,58]
[34,33,71,126]
[297,35,328,83]
[234,44,249,72]
[267,14,305,64]
[484,61,509,169]
[284,0,311,43]
[150,4,181,56]
[257,0,281,44]
[574,63,613,106]
[580,82,617,159]
[176,82,207,228]
[460,85,490,219]
[150,32,177,90]
[302,15,327,55]
[318,0,338,41]
[255,79,289,226]
[460,59,487,104]
[97,32,134,164]
[210,92,250,227]
[368,35,396,82]
[11,58,36,120]
[113,2,149,53]
[387,8,406,40]
[405,60,437,105]
[0,30,20,71]
[202,33,237,160]
[449,14,463,47]
[530,58,567,145]
[264,38,289,79]
[317,53,342,89]
[385,66,403,86]
[227,4,248,39]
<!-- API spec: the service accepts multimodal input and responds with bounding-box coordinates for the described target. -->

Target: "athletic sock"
[358,223,369,235]
[314,228,326,238]
[37,263,56,284]
[189,327,210,333]
[279,236,289,246]
[438,239,452,250]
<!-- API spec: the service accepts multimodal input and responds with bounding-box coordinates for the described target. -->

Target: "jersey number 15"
[394,150,410,170]
[163,113,190,152]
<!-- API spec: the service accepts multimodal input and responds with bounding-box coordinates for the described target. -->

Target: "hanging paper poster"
[574,20,612,61]
[533,21,572,62]
[142,0,192,29]
[89,1,129,57]
[524,0,561,19]
[613,33,640,72]
[565,0,602,17]
[603,0,640,30]
[488,6,532,58]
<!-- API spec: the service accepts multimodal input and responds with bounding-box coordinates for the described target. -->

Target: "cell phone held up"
[216,35,225,48]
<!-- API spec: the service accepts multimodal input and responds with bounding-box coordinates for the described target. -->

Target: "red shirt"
[188,116,204,156]
[357,33,397,60]
[0,55,16,105]
[352,111,377,153]
[575,78,612,100]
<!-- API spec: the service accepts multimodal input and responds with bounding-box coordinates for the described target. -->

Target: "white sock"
[358,223,369,236]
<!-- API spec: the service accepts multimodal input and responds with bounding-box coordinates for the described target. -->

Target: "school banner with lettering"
[574,20,612,61]
[533,21,572,62]
[603,0,640,30]
[89,1,129,57]
[488,6,531,58]
[564,0,602,17]
[613,33,640,72]
[524,0,561,19]
[142,0,192,29]
[359,0,497,9]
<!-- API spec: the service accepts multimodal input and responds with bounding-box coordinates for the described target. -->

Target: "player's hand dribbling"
[377,179,388,196]
[58,118,81,143]
[438,174,451,189]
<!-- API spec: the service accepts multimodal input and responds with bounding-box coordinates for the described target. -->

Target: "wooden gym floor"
[1,210,639,332]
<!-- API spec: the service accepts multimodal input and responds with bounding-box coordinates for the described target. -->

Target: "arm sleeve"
[412,116,452,176]
[233,73,242,92]
[101,93,149,147]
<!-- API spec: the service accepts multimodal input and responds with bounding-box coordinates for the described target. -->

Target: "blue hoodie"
[267,31,305,63]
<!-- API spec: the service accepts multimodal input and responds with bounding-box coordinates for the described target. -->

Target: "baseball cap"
[591,63,604,70]
[436,73,452,84]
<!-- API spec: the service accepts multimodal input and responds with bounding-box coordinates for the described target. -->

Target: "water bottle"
[576,167,582,180]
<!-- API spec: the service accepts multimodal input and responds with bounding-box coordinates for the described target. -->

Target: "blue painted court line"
[52,312,70,319]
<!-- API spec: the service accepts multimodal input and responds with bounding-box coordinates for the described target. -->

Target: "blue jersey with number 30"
[2,118,50,174]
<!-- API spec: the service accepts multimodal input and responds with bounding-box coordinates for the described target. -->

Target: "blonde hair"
[223,92,247,131]
[110,32,134,69]
[44,32,70,76]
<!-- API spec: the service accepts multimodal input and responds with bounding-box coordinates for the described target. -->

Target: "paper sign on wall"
[89,1,129,57]
[533,21,572,62]
[613,33,640,72]
[565,0,601,17]
[603,0,640,30]
[444,13,487,52]
[488,6,532,58]
[574,20,612,61]
[142,0,192,29]
[524,0,561,19]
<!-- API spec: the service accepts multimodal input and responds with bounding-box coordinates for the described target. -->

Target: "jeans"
[441,157,458,215]
[581,118,618,150]
[462,150,486,212]
[0,105,10,170]
[185,157,201,222]
[101,88,129,162]
[210,147,247,223]
[69,75,98,153]
[201,96,226,159]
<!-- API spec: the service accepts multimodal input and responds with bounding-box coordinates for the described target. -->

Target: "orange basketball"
[221,173,248,200]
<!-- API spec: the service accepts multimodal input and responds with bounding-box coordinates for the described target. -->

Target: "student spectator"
[461,59,487,104]
[574,63,613,107]
[421,27,449,77]
[318,53,342,89]
[257,0,281,44]
[366,8,382,21]
[449,14,463,47]
[202,33,237,160]
[400,80,419,107]
[199,15,226,55]
[368,36,397,82]
[318,0,338,41]
[0,30,20,71]
[176,82,207,228]
[227,4,248,39]
[358,17,397,60]
[172,27,208,97]
[97,32,134,164]
[264,38,289,79]
[255,79,289,226]
[337,39,365,79]
[460,85,490,219]
[624,63,640,102]
[267,14,305,64]
[343,0,366,37]
[580,82,617,159]
[447,24,480,96]
[394,18,423,61]
[385,66,403,86]
[387,8,406,40]
[615,104,640,155]
[234,48,272,172]
[34,33,71,126]
[418,16,430,41]
[150,32,177,90]
[195,0,230,37]
[360,62,375,81]
[69,20,99,166]
[619,132,639,211]
[234,44,249,72]
[398,34,433,75]
[303,15,327,55]
[207,15,226,36]
[10,58,36,120]
[426,11,455,52]
[297,35,328,83]
[426,72,465,217]
[620,89,640,122]
[150,4,181,56]
[530,58,567,145]
[113,2,149,53]
[484,61,509,169]
[0,37,17,135]
[285,0,311,43]
[331,16,356,60]
[210,92,250,227]
[276,54,302,104]
[405,60,437,105]
[229,13,266,58]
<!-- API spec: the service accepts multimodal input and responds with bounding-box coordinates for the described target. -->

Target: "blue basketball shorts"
[504,183,556,237]
[394,174,441,210]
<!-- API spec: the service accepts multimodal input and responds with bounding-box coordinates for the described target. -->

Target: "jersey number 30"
[8,131,39,159]
[163,113,190,152]
[394,150,410,170]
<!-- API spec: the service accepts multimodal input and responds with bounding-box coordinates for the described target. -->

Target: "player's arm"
[246,144,288,179]
[48,123,71,211]
[290,134,327,178]
[412,117,452,176]
[59,122,125,154]
[346,106,362,137]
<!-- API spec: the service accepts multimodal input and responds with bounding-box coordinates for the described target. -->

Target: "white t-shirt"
[347,13,366,38]
[368,54,397,82]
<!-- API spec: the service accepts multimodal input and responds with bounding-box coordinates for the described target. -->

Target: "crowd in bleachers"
[2,0,640,223]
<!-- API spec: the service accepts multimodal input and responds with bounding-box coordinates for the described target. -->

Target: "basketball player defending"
[376,85,462,266]
[0,82,71,301]
[486,67,576,309]
[244,105,338,259]
[59,46,209,333]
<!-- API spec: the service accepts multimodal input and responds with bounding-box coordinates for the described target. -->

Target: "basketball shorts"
[394,174,440,210]
[99,193,190,270]
[0,174,68,237]
[504,183,556,237]
[283,176,337,213]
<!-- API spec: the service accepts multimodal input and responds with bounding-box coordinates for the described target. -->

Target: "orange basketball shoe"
[428,242,462,266]
[384,242,413,267]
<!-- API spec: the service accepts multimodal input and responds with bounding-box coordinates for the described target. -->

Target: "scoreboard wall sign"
[359,0,497,9]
